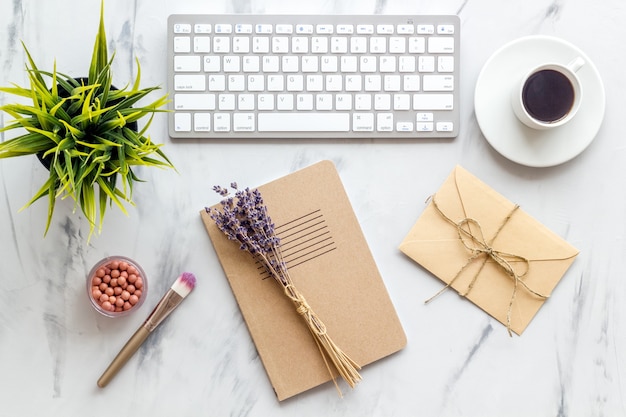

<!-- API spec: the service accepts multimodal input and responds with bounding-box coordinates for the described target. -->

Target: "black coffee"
[522,69,575,123]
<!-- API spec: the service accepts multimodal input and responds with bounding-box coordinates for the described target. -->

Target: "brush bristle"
[171,272,196,297]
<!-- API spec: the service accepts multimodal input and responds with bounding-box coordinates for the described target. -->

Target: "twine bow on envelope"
[425,195,548,337]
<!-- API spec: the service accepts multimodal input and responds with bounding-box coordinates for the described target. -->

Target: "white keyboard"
[167,14,460,139]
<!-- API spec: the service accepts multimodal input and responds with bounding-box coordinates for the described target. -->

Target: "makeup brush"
[97,272,197,388]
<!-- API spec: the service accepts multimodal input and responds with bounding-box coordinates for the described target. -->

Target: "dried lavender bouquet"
[207,183,361,393]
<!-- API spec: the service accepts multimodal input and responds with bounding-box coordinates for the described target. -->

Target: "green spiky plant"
[0,1,173,240]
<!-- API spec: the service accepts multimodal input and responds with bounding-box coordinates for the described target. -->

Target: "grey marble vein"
[3,0,23,73]
[441,323,493,411]
[0,165,25,274]
[373,0,387,14]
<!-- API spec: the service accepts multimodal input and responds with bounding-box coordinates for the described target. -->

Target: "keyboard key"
[423,75,454,91]
[258,113,349,131]
[276,93,293,110]
[316,24,334,34]
[436,121,454,132]
[337,24,354,34]
[316,94,333,110]
[194,113,211,131]
[413,94,454,110]
[377,24,394,34]
[396,122,413,132]
[437,24,455,34]
[215,24,232,34]
[417,122,434,132]
[397,24,414,34]
[174,36,191,53]
[174,74,206,91]
[194,24,211,33]
[438,56,455,72]
[175,93,215,110]
[174,113,191,131]
[417,24,434,34]
[356,24,374,34]
[235,24,252,34]
[428,37,455,53]
[256,24,272,34]
[233,37,250,53]
[352,113,374,131]
[194,37,211,53]
[174,56,201,72]
[218,94,236,110]
[203,56,221,72]
[234,113,255,131]
[377,113,394,131]
[252,37,270,53]
[174,23,191,34]
[276,24,293,34]
[213,113,231,131]
[213,36,230,52]
[296,24,314,34]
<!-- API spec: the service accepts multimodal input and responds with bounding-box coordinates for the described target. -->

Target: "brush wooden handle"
[97,326,150,388]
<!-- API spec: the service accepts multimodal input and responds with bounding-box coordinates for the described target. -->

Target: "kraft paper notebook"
[200,160,406,401]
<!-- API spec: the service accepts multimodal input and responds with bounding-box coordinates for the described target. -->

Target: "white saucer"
[474,36,605,168]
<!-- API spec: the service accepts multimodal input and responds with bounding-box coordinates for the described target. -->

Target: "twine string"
[281,281,361,393]
[426,195,548,336]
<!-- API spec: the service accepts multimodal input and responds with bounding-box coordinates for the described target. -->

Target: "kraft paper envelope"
[201,160,406,401]
[399,165,579,335]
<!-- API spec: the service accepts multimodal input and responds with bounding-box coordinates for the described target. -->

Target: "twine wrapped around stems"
[425,195,548,336]
[208,184,361,395]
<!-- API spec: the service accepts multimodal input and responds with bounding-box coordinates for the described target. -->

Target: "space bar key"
[258,113,350,132]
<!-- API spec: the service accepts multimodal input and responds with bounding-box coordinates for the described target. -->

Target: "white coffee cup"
[511,57,585,130]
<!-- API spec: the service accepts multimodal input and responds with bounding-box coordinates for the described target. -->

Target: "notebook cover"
[200,160,406,401]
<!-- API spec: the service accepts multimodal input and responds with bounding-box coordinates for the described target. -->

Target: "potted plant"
[0,1,174,239]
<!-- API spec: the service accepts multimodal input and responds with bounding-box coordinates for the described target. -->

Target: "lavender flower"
[207,184,287,283]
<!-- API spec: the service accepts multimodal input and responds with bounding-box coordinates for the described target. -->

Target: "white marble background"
[1,0,625,416]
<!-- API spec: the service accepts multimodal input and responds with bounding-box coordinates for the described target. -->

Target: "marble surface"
[1,0,625,416]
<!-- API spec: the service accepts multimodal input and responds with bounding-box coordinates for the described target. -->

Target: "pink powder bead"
[129,295,139,305]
